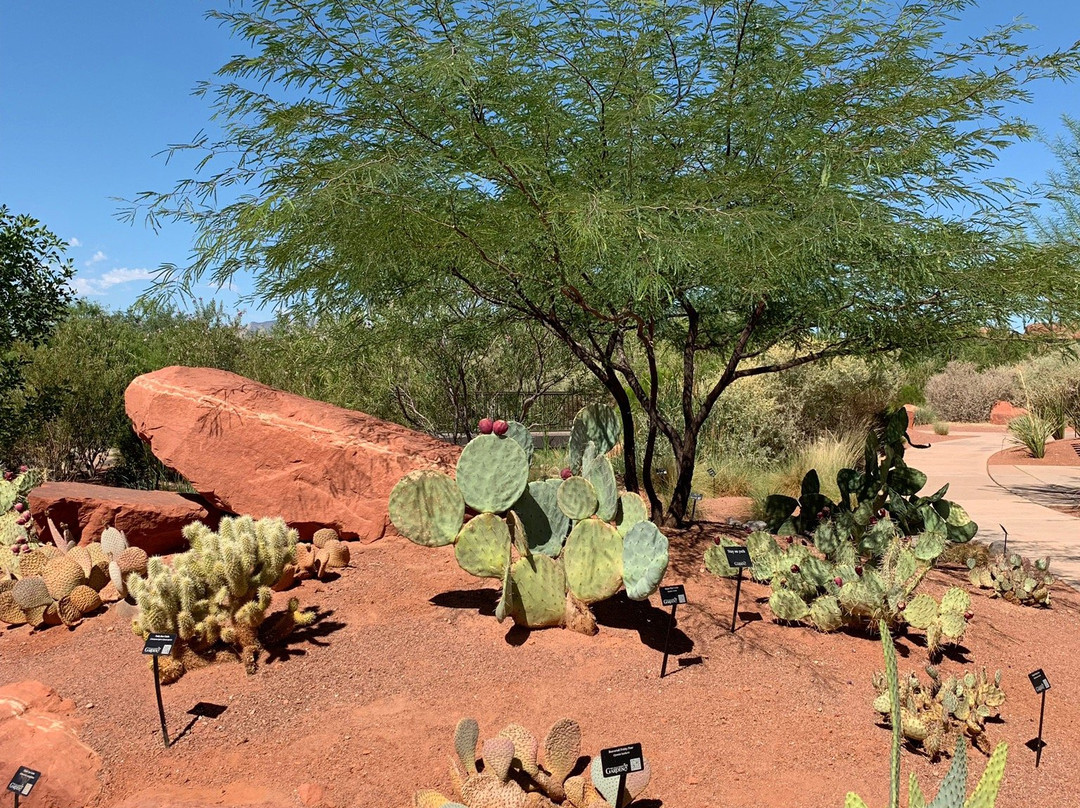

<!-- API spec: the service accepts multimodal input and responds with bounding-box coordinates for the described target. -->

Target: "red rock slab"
[27,482,217,555]
[0,681,101,808]
[125,366,462,542]
[989,399,1029,425]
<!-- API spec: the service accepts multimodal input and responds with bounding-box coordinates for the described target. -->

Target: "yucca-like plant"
[1007,412,1055,459]
[846,620,1008,808]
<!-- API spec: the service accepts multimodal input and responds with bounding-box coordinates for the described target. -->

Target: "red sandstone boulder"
[0,681,101,808]
[989,400,1028,425]
[28,482,217,555]
[125,367,462,542]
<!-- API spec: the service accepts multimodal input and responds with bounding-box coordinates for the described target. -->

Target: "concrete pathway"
[911,431,1080,586]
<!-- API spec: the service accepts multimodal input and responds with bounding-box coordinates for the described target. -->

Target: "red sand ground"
[987,439,1080,468]
[2,517,1079,808]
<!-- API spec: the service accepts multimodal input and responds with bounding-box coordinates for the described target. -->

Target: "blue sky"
[2,1,1079,319]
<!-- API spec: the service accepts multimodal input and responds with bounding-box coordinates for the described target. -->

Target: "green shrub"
[932,421,950,435]
[924,361,1014,423]
[913,406,937,425]
[1007,413,1055,458]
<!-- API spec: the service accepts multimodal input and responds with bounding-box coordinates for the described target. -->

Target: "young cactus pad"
[622,522,669,601]
[568,404,621,473]
[388,470,465,547]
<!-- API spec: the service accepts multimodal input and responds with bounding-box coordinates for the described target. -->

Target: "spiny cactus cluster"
[706,515,970,655]
[847,621,1008,808]
[275,527,351,590]
[389,406,668,634]
[968,553,1053,606]
[0,528,142,630]
[129,515,314,682]
[765,409,977,542]
[416,717,651,808]
[872,665,1005,758]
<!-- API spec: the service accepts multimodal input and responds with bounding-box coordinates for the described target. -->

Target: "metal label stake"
[723,545,752,632]
[658,585,687,678]
[1029,669,1051,767]
[143,633,178,748]
[6,767,40,808]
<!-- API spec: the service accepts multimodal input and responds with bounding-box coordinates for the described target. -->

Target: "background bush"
[924,361,1015,423]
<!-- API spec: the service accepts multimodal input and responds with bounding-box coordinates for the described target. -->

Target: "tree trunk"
[664,431,698,527]
[608,381,639,492]
[642,418,664,525]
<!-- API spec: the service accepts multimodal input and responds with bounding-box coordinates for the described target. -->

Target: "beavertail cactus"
[388,408,667,635]
[968,553,1053,606]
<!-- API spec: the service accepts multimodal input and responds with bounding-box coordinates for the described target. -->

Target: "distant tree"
[127,0,1080,524]
[0,206,74,456]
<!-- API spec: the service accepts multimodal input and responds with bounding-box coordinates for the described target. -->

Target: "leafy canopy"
[126,0,1080,521]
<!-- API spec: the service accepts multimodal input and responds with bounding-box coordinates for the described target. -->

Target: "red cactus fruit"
[492,419,509,436]
[898,600,907,611]
[855,565,863,576]
[18,465,27,473]
[14,502,24,513]
[2,472,11,481]
[560,468,573,480]
[478,418,494,434]
[714,537,722,545]
[834,576,844,587]
[876,508,887,518]
[790,564,800,573]
[964,610,974,620]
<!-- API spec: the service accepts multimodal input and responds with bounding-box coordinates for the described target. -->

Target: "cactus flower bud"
[834,576,843,587]
[2,472,12,481]
[18,465,28,473]
[560,467,573,480]
[492,419,509,436]
[478,418,494,434]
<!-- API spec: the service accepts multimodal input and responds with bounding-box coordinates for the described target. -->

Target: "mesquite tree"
[126,0,1080,524]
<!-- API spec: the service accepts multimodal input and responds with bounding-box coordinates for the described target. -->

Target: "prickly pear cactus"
[388,410,668,635]
[902,587,970,658]
[847,622,1009,808]
[416,717,648,808]
[968,552,1053,606]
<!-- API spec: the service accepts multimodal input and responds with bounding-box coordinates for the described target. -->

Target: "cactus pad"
[543,718,582,784]
[455,434,530,514]
[769,588,811,622]
[810,594,843,631]
[508,554,566,628]
[100,526,128,559]
[582,449,618,521]
[569,404,621,472]
[940,587,970,614]
[503,421,535,465]
[389,470,465,547]
[512,480,569,556]
[312,527,338,548]
[454,717,480,774]
[556,476,598,520]
[12,576,51,609]
[497,724,539,775]
[454,514,511,579]
[903,594,939,629]
[621,522,669,601]
[563,519,622,603]
[0,591,27,625]
[615,492,648,537]
[704,538,741,578]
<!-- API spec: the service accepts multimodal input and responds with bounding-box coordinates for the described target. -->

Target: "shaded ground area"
[1,522,1079,808]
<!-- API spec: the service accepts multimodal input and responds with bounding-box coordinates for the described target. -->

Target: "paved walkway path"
[911,430,1080,586]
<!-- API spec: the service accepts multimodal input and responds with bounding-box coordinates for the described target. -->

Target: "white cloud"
[68,237,82,247]
[84,250,107,267]
[73,267,156,296]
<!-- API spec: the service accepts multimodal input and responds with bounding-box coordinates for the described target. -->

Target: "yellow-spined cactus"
[129,516,308,681]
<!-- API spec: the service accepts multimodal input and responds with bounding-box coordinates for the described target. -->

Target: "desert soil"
[2,516,1079,808]
[987,439,1080,468]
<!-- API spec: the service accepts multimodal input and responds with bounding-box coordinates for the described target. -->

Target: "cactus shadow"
[262,609,347,665]
[590,593,694,654]
[429,588,498,617]
[903,633,972,664]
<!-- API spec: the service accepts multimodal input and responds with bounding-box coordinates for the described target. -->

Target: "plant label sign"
[659,584,687,606]
[6,767,40,797]
[723,545,751,569]
[690,492,703,501]
[1029,669,1050,694]
[143,633,177,656]
[707,467,716,477]
[599,743,644,777]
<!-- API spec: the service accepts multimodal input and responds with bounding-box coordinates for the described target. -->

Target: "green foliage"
[968,553,1054,606]
[0,207,75,455]
[389,407,667,632]
[846,622,1009,808]
[128,516,310,681]
[1007,412,1055,458]
[762,409,977,542]
[125,0,1080,526]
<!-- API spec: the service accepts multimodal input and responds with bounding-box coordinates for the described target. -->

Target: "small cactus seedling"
[389,407,668,634]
